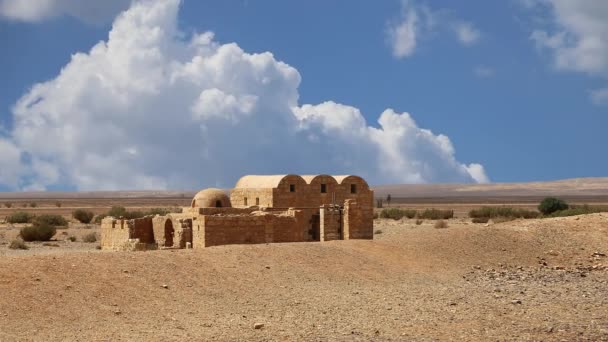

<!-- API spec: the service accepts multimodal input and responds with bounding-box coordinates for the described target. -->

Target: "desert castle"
[101,174,374,250]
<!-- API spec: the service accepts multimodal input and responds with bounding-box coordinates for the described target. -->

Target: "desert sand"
[0,212,607,341]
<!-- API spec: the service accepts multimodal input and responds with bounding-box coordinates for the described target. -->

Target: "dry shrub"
[472,217,490,224]
[33,214,68,227]
[415,219,423,225]
[434,220,449,229]
[9,240,28,250]
[469,207,539,219]
[420,209,454,220]
[20,223,57,242]
[73,209,95,224]
[7,212,35,224]
[379,208,417,220]
[374,229,383,235]
[67,236,77,242]
[83,233,97,243]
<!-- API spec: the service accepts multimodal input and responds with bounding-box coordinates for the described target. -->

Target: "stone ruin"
[100,174,374,251]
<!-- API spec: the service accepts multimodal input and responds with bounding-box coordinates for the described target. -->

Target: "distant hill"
[0,177,607,200]
[372,177,608,199]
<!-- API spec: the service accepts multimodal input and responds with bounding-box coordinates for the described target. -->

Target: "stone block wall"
[100,216,156,250]
[343,200,373,239]
[320,205,342,241]
[230,188,273,208]
[199,209,309,248]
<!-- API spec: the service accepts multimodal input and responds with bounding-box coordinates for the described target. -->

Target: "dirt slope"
[0,215,607,341]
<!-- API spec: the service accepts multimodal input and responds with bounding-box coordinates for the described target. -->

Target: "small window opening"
[215,200,222,208]
[255,197,260,205]
[244,197,248,206]
[320,184,327,193]
[191,200,196,208]
[350,184,357,194]
[290,184,295,192]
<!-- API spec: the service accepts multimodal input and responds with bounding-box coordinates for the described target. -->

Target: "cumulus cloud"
[0,0,488,190]
[529,0,608,76]
[526,0,608,105]
[453,21,480,46]
[0,0,131,23]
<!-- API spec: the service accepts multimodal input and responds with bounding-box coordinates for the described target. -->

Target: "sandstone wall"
[230,188,273,208]
[320,205,342,241]
[344,200,374,239]
[202,210,309,247]
[100,216,156,250]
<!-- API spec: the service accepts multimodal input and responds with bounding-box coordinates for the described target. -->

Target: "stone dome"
[191,188,231,208]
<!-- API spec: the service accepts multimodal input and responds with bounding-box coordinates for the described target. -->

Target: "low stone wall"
[201,209,309,247]
[100,216,156,251]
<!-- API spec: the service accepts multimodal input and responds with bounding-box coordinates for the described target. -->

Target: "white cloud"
[0,0,131,23]
[386,1,482,58]
[454,21,480,46]
[528,0,608,76]
[526,0,608,105]
[0,137,24,189]
[386,1,423,59]
[473,65,495,78]
[0,0,488,190]
[590,87,608,106]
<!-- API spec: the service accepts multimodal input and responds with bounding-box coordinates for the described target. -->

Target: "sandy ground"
[0,214,607,341]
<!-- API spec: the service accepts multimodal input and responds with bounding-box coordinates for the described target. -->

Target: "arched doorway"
[164,220,174,247]
[215,200,222,208]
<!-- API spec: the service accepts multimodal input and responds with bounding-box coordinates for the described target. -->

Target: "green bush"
[73,209,95,224]
[548,204,608,217]
[82,233,97,243]
[6,212,35,224]
[4,202,12,208]
[419,209,454,220]
[379,208,417,220]
[33,214,68,227]
[538,197,568,215]
[9,239,28,250]
[55,202,62,208]
[20,223,57,242]
[29,202,38,208]
[468,207,539,219]
[107,206,127,218]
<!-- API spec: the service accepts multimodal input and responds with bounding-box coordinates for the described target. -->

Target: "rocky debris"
[161,284,169,289]
[253,323,264,329]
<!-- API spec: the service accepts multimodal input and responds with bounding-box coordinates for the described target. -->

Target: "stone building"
[101,174,374,251]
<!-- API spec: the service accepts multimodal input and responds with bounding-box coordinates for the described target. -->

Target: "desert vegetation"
[469,207,539,221]
[73,209,95,224]
[378,208,453,220]
[19,223,57,242]
[6,212,35,224]
[33,214,68,227]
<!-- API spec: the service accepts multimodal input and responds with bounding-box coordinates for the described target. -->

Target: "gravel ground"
[0,214,606,341]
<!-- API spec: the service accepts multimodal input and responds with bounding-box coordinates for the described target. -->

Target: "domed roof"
[191,188,231,208]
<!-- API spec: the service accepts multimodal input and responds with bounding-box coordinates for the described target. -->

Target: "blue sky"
[0,0,606,191]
